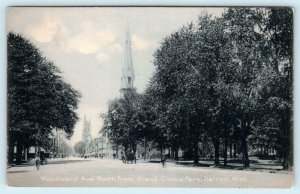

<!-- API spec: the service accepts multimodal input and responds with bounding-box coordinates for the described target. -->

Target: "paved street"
[7,158,293,188]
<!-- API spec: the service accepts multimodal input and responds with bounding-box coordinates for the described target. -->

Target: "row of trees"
[7,33,81,164]
[102,8,293,169]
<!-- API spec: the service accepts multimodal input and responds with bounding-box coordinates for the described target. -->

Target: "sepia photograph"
[6,7,293,188]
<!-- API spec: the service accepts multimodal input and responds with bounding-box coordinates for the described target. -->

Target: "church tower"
[82,114,92,144]
[120,26,135,97]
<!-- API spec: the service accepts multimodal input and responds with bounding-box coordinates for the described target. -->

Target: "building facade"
[85,135,116,158]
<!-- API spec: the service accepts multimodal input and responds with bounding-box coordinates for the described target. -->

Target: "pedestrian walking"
[35,154,41,170]
[161,154,167,168]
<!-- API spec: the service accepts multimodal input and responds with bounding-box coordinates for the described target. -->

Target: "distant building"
[85,135,115,158]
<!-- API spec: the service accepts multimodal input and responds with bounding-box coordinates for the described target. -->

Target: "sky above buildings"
[7,7,225,146]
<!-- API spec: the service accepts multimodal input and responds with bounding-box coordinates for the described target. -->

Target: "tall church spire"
[120,25,135,97]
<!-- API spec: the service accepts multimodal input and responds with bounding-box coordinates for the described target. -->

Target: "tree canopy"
[7,32,81,164]
[101,7,293,169]
[74,141,87,155]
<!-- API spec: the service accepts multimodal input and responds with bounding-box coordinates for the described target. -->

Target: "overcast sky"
[7,7,225,146]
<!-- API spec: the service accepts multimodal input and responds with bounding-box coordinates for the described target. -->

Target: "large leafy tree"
[74,141,87,155]
[150,24,202,162]
[215,7,292,168]
[266,8,293,170]
[221,8,278,168]
[102,90,142,156]
[149,14,233,165]
[142,80,171,160]
[7,32,80,164]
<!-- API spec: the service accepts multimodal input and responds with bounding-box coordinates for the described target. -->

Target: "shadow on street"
[7,170,30,174]
[46,159,92,165]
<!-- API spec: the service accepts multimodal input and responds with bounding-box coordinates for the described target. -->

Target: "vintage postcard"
[6,7,293,188]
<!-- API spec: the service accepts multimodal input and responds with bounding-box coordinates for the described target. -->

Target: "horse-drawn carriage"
[121,151,136,164]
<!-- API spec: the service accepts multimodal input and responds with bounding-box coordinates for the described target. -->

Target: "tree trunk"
[282,129,291,170]
[241,137,249,168]
[124,145,128,158]
[144,138,147,161]
[187,146,193,160]
[7,134,15,164]
[15,140,23,164]
[213,139,220,166]
[241,120,249,168]
[229,139,232,158]
[185,112,193,161]
[174,147,179,162]
[160,146,163,162]
[282,108,292,170]
[224,138,228,167]
[223,124,229,167]
[264,146,268,158]
[24,147,28,161]
[132,145,137,164]
[193,141,199,165]
[22,146,26,161]
[233,141,237,158]
[116,146,119,159]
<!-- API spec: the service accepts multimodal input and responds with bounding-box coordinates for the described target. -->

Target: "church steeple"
[120,25,135,97]
[82,114,91,143]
